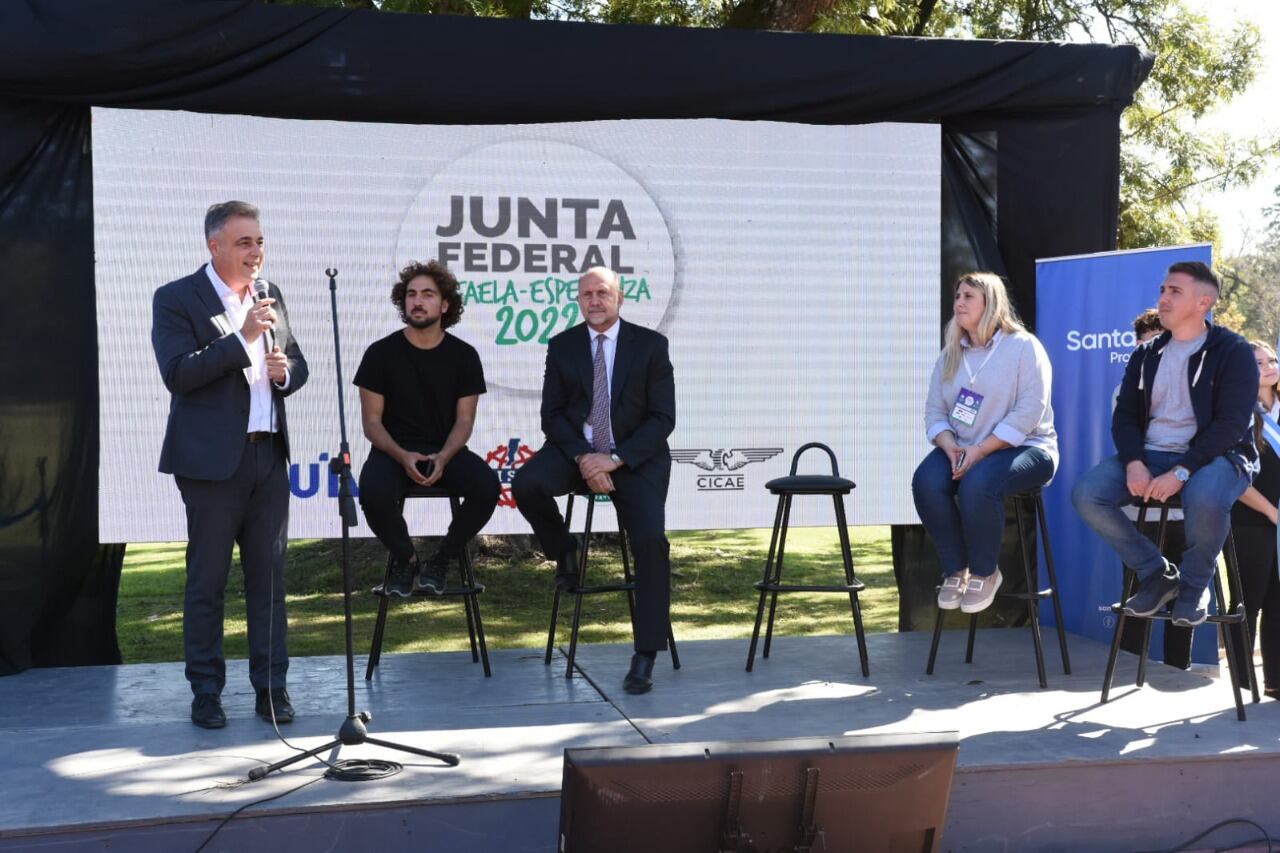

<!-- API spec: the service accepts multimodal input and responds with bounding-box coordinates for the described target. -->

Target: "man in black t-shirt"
[354,260,500,596]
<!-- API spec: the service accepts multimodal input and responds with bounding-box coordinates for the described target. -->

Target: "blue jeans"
[1071,451,1249,593]
[912,445,1055,578]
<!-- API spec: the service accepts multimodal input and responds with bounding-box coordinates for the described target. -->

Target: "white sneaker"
[960,569,1003,614]
[937,570,969,610]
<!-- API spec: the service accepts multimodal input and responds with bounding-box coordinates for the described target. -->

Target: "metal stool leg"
[365,567,392,680]
[458,543,491,677]
[833,494,868,676]
[1137,505,1173,689]
[1212,569,1247,720]
[746,496,787,671]
[545,586,563,666]
[451,500,480,665]
[926,607,946,675]
[565,497,594,679]
[1036,493,1072,674]
[1015,497,1048,688]
[762,494,794,659]
[1102,556,1141,704]
[545,495,578,666]
[965,615,978,663]
[1222,531,1260,703]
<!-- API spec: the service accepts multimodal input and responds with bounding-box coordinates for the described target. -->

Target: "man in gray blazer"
[152,201,308,729]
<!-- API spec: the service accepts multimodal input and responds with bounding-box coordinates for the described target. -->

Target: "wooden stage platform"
[1,630,1277,852]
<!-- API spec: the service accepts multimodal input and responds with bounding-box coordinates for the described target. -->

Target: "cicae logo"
[671,447,783,491]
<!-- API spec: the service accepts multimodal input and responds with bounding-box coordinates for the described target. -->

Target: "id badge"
[951,387,984,427]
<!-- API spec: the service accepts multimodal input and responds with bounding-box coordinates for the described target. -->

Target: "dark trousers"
[358,446,500,562]
[176,435,289,696]
[511,448,670,653]
[1228,522,1280,690]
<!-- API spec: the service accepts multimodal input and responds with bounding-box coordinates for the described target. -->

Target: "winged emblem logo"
[670,448,783,471]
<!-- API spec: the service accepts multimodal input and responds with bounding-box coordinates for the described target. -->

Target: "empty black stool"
[925,488,1071,688]
[366,484,490,679]
[546,489,680,680]
[745,443,869,676]
[1101,497,1259,720]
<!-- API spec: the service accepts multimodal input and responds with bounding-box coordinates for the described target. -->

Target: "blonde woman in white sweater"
[912,272,1058,614]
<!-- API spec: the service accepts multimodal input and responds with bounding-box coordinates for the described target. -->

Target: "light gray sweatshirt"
[924,329,1059,468]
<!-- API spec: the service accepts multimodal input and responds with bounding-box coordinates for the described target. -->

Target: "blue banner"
[1035,243,1215,664]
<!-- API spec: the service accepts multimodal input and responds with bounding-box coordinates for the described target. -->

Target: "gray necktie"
[589,334,612,454]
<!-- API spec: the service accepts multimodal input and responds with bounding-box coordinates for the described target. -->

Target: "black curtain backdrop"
[0,0,1151,672]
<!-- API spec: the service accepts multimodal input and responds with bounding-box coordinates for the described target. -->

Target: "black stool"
[745,443,869,676]
[1101,498,1259,720]
[545,490,680,679]
[926,489,1071,688]
[366,485,491,679]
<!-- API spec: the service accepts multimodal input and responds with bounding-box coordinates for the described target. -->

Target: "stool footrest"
[373,584,486,598]
[1107,603,1245,624]
[754,581,865,594]
[1001,589,1054,601]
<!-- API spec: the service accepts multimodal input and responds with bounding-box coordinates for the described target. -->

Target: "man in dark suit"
[152,201,308,729]
[512,266,676,694]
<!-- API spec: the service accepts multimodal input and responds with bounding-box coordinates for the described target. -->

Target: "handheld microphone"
[252,279,276,351]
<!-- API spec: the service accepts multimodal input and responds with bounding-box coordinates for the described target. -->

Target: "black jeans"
[358,446,500,562]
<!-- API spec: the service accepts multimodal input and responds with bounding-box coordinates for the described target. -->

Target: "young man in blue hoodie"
[1073,261,1259,627]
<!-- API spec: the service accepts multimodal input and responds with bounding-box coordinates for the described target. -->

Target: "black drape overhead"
[0,0,1151,672]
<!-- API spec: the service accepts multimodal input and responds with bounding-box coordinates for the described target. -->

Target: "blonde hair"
[942,272,1026,381]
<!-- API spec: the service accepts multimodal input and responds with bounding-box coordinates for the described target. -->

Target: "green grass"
[118,527,897,663]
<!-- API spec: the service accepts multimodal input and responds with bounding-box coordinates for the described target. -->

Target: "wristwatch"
[1172,465,1190,483]
[610,452,624,467]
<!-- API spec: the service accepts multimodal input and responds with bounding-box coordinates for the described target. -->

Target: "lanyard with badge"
[951,331,1003,427]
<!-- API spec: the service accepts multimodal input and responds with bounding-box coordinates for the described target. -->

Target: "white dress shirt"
[205,264,287,434]
[582,319,620,448]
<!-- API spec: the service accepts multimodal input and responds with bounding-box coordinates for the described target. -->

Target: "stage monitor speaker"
[559,731,959,852]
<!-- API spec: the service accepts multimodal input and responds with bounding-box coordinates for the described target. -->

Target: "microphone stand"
[247,268,460,782]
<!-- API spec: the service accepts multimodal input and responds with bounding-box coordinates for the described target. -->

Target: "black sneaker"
[1122,565,1180,617]
[415,551,450,594]
[1170,585,1211,628]
[385,553,417,598]
[255,687,295,724]
[191,693,226,729]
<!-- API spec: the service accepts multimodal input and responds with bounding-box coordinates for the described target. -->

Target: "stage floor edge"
[0,631,1277,852]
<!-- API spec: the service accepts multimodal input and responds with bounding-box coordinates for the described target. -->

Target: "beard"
[406,313,440,330]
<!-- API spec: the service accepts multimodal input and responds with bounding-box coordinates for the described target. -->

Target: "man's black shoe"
[1122,565,1180,617]
[555,539,580,591]
[256,687,295,724]
[623,653,655,694]
[415,551,450,595]
[385,553,418,598]
[191,693,226,729]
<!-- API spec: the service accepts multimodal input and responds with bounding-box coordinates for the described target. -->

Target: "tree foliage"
[274,0,1276,257]
[1219,186,1280,342]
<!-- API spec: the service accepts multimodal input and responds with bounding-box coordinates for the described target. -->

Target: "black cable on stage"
[323,758,404,782]
[192,776,323,853]
[1139,817,1275,853]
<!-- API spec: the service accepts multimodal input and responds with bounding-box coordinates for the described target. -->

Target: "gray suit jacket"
[152,266,308,480]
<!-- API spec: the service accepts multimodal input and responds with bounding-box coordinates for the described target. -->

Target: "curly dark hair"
[391,260,463,329]
[1131,308,1163,339]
